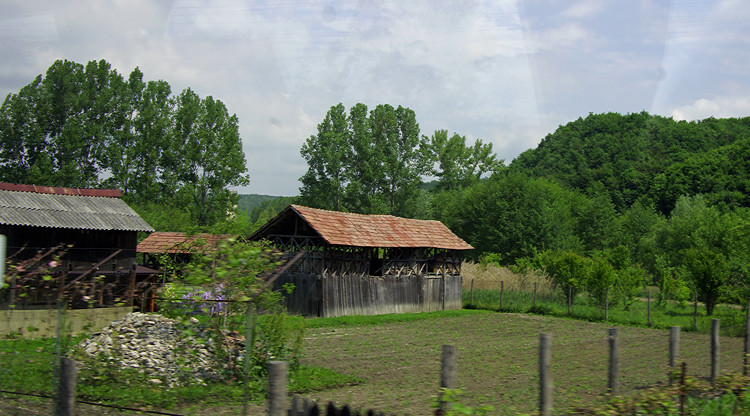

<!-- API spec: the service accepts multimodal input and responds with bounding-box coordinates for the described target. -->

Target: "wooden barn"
[0,182,157,310]
[137,231,233,272]
[249,204,473,317]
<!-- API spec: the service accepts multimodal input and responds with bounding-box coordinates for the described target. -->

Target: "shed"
[0,182,157,309]
[137,232,234,271]
[250,204,473,317]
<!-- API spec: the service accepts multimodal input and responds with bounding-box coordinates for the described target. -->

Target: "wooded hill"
[509,112,750,215]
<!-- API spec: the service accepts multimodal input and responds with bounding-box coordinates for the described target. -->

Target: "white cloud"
[671,97,750,121]
[561,0,605,19]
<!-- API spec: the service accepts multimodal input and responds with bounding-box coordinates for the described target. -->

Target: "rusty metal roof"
[253,204,473,250]
[137,232,233,254]
[0,185,154,232]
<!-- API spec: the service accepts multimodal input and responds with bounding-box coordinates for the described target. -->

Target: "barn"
[249,204,473,317]
[0,182,157,310]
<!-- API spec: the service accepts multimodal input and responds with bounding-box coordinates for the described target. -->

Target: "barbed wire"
[0,389,185,415]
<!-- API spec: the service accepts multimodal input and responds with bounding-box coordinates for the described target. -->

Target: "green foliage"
[434,388,495,416]
[159,238,304,381]
[0,58,248,228]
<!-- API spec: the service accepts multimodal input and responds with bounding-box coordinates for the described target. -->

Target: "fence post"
[669,326,680,385]
[604,287,609,321]
[268,361,288,416]
[711,319,720,382]
[439,344,458,412]
[539,333,552,416]
[647,291,651,327]
[470,279,474,306]
[533,282,537,310]
[608,328,619,394]
[693,292,698,331]
[499,281,504,310]
[567,287,572,315]
[745,298,750,376]
[54,357,78,416]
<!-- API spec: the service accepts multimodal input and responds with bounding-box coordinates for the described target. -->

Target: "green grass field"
[1,305,749,415]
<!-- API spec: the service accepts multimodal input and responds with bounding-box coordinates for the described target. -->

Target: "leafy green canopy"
[510,111,750,214]
[298,103,502,218]
[0,59,249,226]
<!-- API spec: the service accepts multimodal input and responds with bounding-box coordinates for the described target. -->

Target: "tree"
[169,90,249,226]
[427,130,503,191]
[299,103,431,217]
[0,59,249,229]
[682,247,728,316]
[299,103,349,211]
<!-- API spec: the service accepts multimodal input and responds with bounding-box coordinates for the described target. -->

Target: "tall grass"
[461,262,749,337]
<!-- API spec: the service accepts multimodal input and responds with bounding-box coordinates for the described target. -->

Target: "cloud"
[561,0,605,19]
[671,97,750,121]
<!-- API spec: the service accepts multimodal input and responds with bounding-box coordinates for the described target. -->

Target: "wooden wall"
[275,273,462,317]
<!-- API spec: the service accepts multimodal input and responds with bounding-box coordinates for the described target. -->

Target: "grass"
[0,334,360,413]
[462,262,749,337]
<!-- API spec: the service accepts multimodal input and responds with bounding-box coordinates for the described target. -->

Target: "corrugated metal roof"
[0,182,122,197]
[252,204,473,250]
[0,189,154,232]
[137,232,233,254]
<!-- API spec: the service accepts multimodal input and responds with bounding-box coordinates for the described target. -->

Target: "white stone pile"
[76,312,233,388]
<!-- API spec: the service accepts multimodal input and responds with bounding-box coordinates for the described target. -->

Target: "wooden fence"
[275,273,462,317]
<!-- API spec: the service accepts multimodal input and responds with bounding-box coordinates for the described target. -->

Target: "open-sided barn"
[0,182,157,310]
[250,204,473,317]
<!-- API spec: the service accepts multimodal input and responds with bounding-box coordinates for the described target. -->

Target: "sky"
[2,0,750,196]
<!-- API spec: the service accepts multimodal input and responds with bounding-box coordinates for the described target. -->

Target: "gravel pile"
[76,312,238,388]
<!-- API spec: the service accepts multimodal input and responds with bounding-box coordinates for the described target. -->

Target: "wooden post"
[608,328,619,394]
[441,270,446,311]
[711,319,720,382]
[567,286,572,315]
[693,292,698,331]
[54,357,78,416]
[539,333,552,416]
[669,326,680,385]
[604,287,609,321]
[647,290,652,326]
[533,282,537,309]
[499,281,504,310]
[126,264,136,307]
[439,344,458,412]
[267,361,288,416]
[679,362,687,415]
[745,298,750,376]
[242,302,255,416]
[470,279,474,305]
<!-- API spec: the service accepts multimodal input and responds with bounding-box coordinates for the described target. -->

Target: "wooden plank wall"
[275,273,462,317]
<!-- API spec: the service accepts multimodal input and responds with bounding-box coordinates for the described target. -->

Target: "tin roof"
[252,204,473,250]
[137,232,233,254]
[0,183,154,232]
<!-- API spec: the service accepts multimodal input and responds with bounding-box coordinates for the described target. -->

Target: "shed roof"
[137,232,233,254]
[251,204,473,250]
[0,182,154,232]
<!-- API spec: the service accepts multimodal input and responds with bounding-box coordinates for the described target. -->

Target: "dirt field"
[294,312,744,415]
[2,312,745,415]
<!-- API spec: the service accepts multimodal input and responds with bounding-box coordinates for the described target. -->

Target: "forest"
[2,60,749,316]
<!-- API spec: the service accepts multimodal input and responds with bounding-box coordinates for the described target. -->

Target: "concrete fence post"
[439,344,458,412]
[268,361,288,416]
[669,326,680,385]
[54,357,78,416]
[608,328,619,394]
[539,333,552,416]
[711,319,720,382]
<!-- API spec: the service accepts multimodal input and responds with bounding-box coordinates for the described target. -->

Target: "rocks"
[76,312,240,388]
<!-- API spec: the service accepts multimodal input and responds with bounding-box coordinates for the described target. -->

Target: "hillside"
[509,112,750,213]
